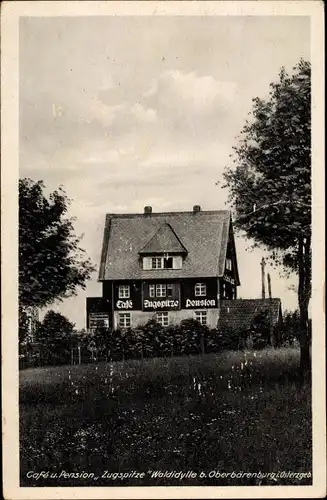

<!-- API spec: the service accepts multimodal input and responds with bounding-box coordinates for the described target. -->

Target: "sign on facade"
[185,298,217,309]
[142,298,180,311]
[223,274,235,285]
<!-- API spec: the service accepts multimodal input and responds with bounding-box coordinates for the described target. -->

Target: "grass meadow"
[20,347,312,487]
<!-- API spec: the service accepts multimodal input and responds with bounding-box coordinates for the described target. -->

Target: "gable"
[139,223,188,255]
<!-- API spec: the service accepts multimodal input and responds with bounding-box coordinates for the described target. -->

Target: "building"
[87,205,240,331]
[218,298,283,345]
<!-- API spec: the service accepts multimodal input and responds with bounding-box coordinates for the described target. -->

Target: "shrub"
[27,312,287,368]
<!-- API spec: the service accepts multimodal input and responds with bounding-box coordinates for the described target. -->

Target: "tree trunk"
[298,235,311,383]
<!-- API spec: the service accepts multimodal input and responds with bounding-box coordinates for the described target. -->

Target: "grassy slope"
[20,348,312,486]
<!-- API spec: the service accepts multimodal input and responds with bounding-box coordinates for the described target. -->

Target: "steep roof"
[99,210,237,281]
[139,223,188,255]
[218,299,282,332]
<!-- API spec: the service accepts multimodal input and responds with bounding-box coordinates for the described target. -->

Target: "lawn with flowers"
[20,347,311,487]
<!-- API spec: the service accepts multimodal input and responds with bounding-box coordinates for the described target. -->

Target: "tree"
[19,306,30,347]
[35,310,75,341]
[35,310,75,365]
[222,60,311,378]
[19,178,95,309]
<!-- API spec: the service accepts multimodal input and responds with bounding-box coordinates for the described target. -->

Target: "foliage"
[34,310,76,366]
[250,310,272,348]
[19,307,30,346]
[19,178,95,309]
[87,319,232,363]
[35,310,75,341]
[222,59,311,264]
[221,59,311,373]
[21,312,278,368]
[281,309,312,345]
[20,348,311,486]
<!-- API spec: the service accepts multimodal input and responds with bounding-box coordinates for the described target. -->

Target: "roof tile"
[99,210,234,280]
[139,223,188,254]
[218,298,282,331]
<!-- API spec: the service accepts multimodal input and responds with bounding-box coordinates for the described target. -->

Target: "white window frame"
[119,313,131,328]
[149,284,155,298]
[156,312,169,327]
[226,258,232,271]
[195,310,207,326]
[167,284,173,297]
[150,256,174,269]
[156,284,166,297]
[118,284,130,299]
[151,257,163,269]
[195,283,207,297]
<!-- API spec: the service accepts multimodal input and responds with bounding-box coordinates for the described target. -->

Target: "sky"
[19,15,310,329]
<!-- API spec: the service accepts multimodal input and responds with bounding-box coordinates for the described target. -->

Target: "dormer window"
[164,257,173,269]
[139,223,187,271]
[151,257,163,269]
[149,256,174,269]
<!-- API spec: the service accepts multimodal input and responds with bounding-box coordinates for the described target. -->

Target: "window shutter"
[173,256,182,269]
[143,257,152,270]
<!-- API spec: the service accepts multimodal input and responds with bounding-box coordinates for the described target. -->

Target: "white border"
[1,2,325,499]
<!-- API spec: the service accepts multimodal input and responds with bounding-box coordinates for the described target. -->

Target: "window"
[151,256,174,269]
[156,284,166,297]
[148,283,174,298]
[151,257,163,269]
[164,257,173,269]
[226,258,232,271]
[156,312,169,327]
[195,283,206,297]
[89,313,109,331]
[119,313,131,328]
[119,285,130,298]
[195,310,207,326]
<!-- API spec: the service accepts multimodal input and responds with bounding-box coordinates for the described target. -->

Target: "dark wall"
[142,282,180,301]
[101,276,239,314]
[220,279,236,300]
[181,278,218,308]
[86,297,111,329]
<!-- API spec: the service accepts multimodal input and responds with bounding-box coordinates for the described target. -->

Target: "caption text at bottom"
[26,469,312,482]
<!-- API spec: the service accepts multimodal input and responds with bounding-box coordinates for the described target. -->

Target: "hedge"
[20,317,276,368]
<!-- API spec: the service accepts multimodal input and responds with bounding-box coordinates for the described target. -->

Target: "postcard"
[1,1,325,498]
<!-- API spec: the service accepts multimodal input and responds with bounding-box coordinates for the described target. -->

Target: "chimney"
[144,206,152,215]
[260,257,266,299]
[193,205,201,213]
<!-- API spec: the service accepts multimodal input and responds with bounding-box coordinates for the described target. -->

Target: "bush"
[25,312,285,369]
[281,310,312,346]
[87,319,211,362]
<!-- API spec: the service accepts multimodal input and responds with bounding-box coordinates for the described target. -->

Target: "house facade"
[87,205,241,331]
